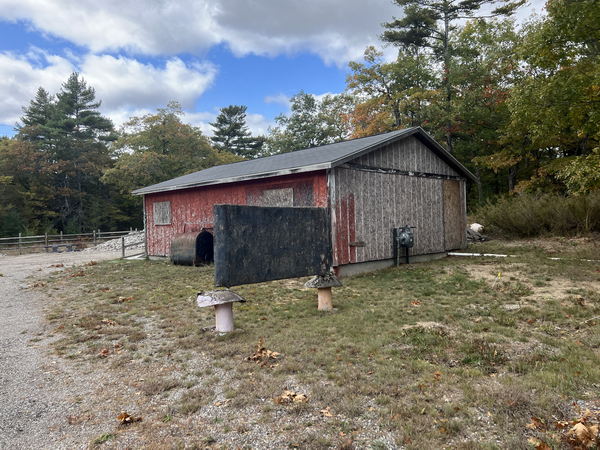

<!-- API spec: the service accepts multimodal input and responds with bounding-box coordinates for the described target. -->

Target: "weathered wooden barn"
[133,127,477,276]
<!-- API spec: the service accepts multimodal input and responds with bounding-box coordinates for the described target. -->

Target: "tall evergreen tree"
[210,105,264,158]
[14,73,117,233]
[49,73,115,231]
[382,0,524,151]
[17,87,55,141]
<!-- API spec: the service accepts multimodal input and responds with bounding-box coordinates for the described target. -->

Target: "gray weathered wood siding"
[330,136,466,266]
[354,136,459,176]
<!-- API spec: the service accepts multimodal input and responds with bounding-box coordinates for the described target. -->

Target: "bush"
[475,191,600,237]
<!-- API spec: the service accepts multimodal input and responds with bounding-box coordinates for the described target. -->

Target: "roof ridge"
[133,126,476,195]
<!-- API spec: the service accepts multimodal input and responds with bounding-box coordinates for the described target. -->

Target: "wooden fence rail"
[0,229,142,255]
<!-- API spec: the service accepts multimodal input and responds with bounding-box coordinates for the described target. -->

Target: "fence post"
[121,236,125,259]
[93,230,96,245]
[44,233,48,248]
[18,232,22,255]
[60,231,63,242]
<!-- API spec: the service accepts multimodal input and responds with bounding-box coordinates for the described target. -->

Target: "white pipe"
[448,252,510,258]
[449,252,600,262]
[215,303,234,332]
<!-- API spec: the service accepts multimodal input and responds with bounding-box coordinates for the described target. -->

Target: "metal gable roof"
[132,127,477,195]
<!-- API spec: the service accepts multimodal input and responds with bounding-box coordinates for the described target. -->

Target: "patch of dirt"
[486,235,600,255]
[464,264,600,301]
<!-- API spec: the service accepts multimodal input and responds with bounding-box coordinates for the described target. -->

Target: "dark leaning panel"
[214,205,333,287]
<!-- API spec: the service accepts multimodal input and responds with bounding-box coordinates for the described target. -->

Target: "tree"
[346,46,435,138]
[16,87,55,143]
[382,0,524,151]
[266,92,354,154]
[52,73,116,232]
[103,103,238,197]
[13,73,118,233]
[210,105,264,158]
[503,0,600,193]
[451,19,521,199]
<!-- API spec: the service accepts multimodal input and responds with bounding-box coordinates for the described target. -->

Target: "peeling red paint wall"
[333,193,357,265]
[145,171,328,256]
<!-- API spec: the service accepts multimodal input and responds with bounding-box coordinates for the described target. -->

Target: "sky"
[0,0,547,138]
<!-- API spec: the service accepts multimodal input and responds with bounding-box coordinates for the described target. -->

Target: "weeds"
[42,238,600,448]
[475,191,600,237]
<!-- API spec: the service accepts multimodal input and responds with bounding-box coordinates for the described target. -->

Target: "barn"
[133,127,477,276]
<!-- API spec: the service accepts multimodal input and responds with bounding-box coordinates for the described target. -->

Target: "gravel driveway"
[0,250,121,449]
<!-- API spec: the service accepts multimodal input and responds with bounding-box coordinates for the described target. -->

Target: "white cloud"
[264,94,291,109]
[0,51,72,125]
[0,0,400,66]
[185,111,217,136]
[0,50,216,128]
[245,113,274,136]
[0,0,547,67]
[81,55,216,112]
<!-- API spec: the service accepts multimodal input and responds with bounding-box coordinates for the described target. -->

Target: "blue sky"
[0,0,546,138]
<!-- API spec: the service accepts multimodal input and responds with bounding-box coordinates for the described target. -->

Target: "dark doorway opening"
[196,230,214,264]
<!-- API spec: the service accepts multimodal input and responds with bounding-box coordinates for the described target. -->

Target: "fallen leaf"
[98,348,110,358]
[527,417,547,431]
[410,301,421,306]
[69,270,85,278]
[567,422,598,448]
[273,390,308,405]
[49,263,64,268]
[86,261,97,266]
[527,437,551,450]
[117,411,142,425]
[117,296,134,303]
[320,407,333,417]
[433,371,442,381]
[247,338,281,368]
[101,319,117,326]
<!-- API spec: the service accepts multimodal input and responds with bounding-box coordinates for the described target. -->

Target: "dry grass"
[41,238,600,449]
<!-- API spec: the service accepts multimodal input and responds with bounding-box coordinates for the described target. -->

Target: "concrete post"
[317,287,333,311]
[215,303,234,332]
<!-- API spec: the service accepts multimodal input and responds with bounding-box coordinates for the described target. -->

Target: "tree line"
[1,0,598,237]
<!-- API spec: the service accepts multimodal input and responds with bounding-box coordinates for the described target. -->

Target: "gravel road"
[0,250,121,449]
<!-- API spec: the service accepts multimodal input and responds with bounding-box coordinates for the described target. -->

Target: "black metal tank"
[170,230,214,266]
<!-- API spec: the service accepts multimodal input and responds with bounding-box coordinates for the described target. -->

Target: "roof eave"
[412,128,479,182]
[132,163,332,195]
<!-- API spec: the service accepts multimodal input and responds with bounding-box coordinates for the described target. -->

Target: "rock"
[84,231,145,252]
[470,223,484,233]
[466,228,488,242]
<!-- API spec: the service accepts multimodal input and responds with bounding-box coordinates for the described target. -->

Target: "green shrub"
[475,191,600,237]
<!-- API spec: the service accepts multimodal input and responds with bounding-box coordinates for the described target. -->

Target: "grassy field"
[41,237,600,449]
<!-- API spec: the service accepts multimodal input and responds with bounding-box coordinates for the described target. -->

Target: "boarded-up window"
[261,188,294,206]
[153,201,171,225]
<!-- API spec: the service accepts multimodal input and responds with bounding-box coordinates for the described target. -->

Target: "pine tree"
[16,87,56,145]
[52,73,115,231]
[210,105,264,158]
[382,0,524,151]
